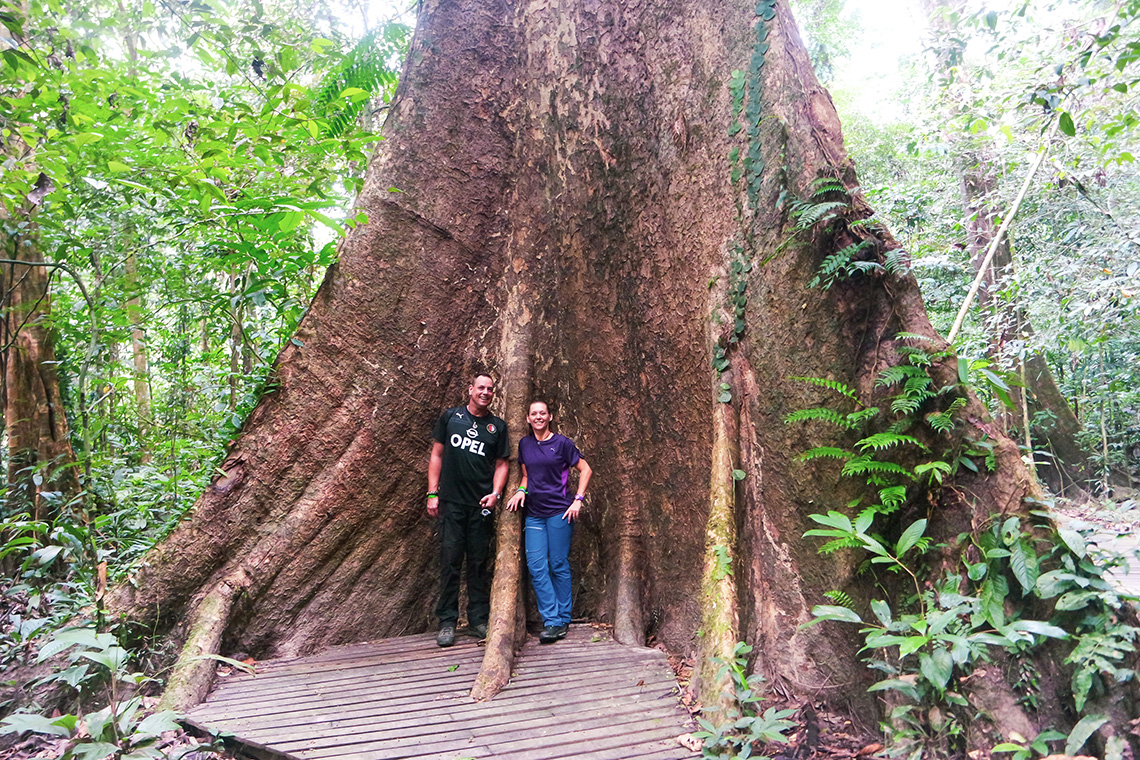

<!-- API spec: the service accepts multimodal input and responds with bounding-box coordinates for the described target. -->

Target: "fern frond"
[848,260,884,277]
[927,412,956,433]
[818,536,864,554]
[847,408,880,426]
[855,433,927,452]
[879,485,908,509]
[903,376,935,398]
[823,590,856,608]
[897,346,932,365]
[886,418,914,435]
[884,248,911,276]
[791,376,861,403]
[785,408,855,428]
[312,23,411,138]
[890,395,924,415]
[842,456,915,480]
[809,178,849,198]
[876,365,927,387]
[809,240,873,290]
[796,446,853,462]
[895,332,934,343]
[794,200,848,227]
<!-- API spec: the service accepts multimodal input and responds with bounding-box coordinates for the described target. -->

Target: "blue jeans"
[525,513,573,626]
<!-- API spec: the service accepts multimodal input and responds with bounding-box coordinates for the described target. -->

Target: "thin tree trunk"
[125,252,153,462]
[228,271,241,411]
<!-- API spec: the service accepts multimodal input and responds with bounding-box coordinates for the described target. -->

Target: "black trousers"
[435,500,494,627]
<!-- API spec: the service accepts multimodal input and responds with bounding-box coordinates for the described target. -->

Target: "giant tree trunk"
[108,0,1044,727]
[2,223,81,521]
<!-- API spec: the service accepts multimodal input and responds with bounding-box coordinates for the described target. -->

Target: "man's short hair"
[471,372,494,385]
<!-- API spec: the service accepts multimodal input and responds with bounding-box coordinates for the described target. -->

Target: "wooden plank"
[215,643,483,686]
[491,722,692,760]
[201,651,485,705]
[318,713,689,760]
[199,662,677,725]
[189,630,697,760]
[211,678,679,735]
[244,682,683,744]
[271,697,685,753]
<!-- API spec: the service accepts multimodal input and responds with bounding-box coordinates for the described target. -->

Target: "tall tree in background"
[921,0,1101,497]
[1,213,82,521]
[93,0,1135,746]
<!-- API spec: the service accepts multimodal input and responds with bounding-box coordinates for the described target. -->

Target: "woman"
[506,401,592,643]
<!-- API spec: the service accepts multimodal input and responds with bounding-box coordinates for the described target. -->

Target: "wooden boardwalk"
[186,626,700,760]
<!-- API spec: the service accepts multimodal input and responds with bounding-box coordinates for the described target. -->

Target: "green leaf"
[1065,715,1108,756]
[1058,111,1076,137]
[957,357,969,384]
[808,605,862,625]
[1006,620,1069,639]
[133,710,181,738]
[731,469,746,481]
[870,599,892,627]
[1058,528,1086,558]
[1054,590,1098,611]
[1009,540,1034,594]
[70,742,122,760]
[278,210,305,233]
[0,713,74,737]
[868,678,920,701]
[106,160,132,173]
[919,648,953,689]
[898,635,929,657]
[895,519,927,558]
[73,132,105,148]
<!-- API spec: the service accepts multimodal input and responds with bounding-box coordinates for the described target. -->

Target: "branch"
[946,116,1062,344]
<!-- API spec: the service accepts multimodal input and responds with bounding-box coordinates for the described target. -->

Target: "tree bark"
[2,222,81,522]
[108,0,1049,731]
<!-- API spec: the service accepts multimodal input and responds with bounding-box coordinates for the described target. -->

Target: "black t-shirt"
[432,406,510,506]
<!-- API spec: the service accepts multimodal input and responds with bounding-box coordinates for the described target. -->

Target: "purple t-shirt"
[518,433,582,518]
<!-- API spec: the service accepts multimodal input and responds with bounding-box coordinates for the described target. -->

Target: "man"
[427,373,510,647]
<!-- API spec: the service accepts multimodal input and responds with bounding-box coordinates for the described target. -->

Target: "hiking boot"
[554,623,569,640]
[539,625,560,644]
[436,624,456,647]
[466,623,488,640]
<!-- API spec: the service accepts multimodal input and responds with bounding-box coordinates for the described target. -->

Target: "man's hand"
[427,496,439,518]
[479,492,499,509]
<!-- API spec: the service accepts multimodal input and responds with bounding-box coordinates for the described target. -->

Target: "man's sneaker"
[539,625,560,644]
[436,624,456,648]
[466,623,488,640]
[554,623,569,640]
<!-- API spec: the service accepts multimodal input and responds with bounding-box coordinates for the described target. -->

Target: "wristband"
[573,494,585,502]
[517,487,528,494]
[427,492,438,498]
